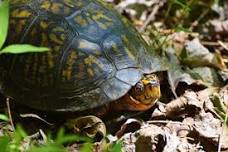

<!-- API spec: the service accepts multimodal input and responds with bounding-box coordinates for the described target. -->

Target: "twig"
[20,113,54,126]
[6,97,15,130]
[201,41,221,46]
[28,131,40,139]
[139,2,161,33]
[147,120,192,127]
[218,40,228,51]
[39,129,47,143]
[189,7,210,31]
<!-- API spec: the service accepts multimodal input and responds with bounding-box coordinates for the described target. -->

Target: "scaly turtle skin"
[0,0,160,113]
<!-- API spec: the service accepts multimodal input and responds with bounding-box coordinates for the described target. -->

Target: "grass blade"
[0,44,49,54]
[0,114,9,121]
[0,0,9,49]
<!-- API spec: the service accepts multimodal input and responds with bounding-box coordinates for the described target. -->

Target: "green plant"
[30,128,93,152]
[0,123,94,152]
[0,0,49,55]
[0,114,9,122]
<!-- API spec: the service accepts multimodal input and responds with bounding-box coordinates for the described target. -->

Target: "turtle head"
[131,74,160,103]
[110,74,161,111]
[128,74,161,109]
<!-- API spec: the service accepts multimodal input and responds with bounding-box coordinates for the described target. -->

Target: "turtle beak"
[142,79,159,87]
[149,79,159,87]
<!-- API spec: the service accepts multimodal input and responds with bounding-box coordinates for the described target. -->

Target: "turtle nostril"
[149,80,159,87]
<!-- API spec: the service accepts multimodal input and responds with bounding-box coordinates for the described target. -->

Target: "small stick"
[139,2,160,33]
[20,113,54,126]
[39,129,47,143]
[6,97,15,130]
[147,120,192,127]
[218,40,228,51]
[201,41,220,46]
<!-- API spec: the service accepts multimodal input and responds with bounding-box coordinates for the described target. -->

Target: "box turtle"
[0,0,160,131]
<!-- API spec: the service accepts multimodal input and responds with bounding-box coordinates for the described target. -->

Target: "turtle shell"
[0,0,156,112]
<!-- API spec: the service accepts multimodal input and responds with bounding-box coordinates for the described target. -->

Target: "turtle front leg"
[65,115,106,141]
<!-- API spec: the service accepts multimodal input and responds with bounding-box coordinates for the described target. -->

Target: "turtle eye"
[134,82,144,94]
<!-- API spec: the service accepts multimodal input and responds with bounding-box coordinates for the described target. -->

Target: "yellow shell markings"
[120,16,132,29]
[50,33,62,45]
[84,55,104,78]
[40,1,51,10]
[41,33,48,45]
[62,50,77,81]
[17,20,26,34]
[18,19,58,87]
[39,53,55,87]
[76,62,85,79]
[110,40,134,59]
[50,2,62,13]
[84,55,105,77]
[47,51,55,69]
[84,55,104,69]
[28,54,38,86]
[39,32,54,69]
[10,9,32,36]
[74,1,83,7]
[65,0,76,7]
[121,35,129,46]
[10,19,26,36]
[39,32,55,69]
[94,49,102,55]
[121,35,136,60]
[11,9,32,18]
[78,40,88,49]
[87,68,94,77]
[74,15,88,26]
[40,24,66,69]
[111,43,119,53]
[124,47,135,60]
[40,21,49,29]
[84,55,95,66]
[40,1,71,15]
[24,56,32,79]
[65,0,87,8]
[48,27,65,45]
[38,54,48,73]
[91,10,113,30]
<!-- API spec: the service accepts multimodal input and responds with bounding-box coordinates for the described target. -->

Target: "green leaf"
[0,44,49,54]
[110,141,122,152]
[30,145,66,152]
[0,114,9,121]
[55,128,92,144]
[210,94,228,126]
[0,0,9,49]
[0,136,10,152]
[80,143,93,152]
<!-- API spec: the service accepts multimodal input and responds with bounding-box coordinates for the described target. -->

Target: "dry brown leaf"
[181,38,226,70]
[165,88,218,118]
[166,47,196,97]
[115,118,142,138]
[210,20,228,36]
[187,67,222,87]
